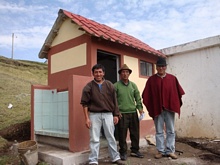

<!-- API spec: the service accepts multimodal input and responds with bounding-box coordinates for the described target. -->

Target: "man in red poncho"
[142,57,185,159]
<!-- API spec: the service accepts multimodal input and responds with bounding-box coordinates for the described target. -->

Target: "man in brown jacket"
[80,64,124,165]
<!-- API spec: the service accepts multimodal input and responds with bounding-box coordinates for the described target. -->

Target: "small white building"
[161,35,220,139]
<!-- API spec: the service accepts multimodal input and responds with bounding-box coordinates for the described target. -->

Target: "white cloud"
[0,0,220,61]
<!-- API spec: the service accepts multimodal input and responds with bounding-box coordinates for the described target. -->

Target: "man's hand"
[85,118,92,129]
[138,110,145,121]
[118,113,123,119]
[139,110,144,115]
[113,116,119,125]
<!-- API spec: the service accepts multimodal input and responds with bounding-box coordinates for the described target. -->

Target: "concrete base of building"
[37,138,147,165]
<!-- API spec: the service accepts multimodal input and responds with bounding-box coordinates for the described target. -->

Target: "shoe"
[168,153,178,159]
[154,152,163,159]
[89,163,97,165]
[112,159,125,165]
[130,151,144,158]
[120,153,127,161]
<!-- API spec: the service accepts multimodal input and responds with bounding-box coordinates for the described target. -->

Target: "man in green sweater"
[114,64,144,161]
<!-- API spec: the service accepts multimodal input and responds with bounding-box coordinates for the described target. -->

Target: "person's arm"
[113,116,119,125]
[133,82,144,114]
[113,89,120,124]
[112,82,120,124]
[83,106,91,129]
[81,83,92,128]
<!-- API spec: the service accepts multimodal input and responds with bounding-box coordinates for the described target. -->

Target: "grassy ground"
[0,56,48,164]
[0,56,47,131]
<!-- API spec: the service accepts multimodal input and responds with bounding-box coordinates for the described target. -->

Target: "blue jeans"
[154,110,175,155]
[89,112,120,164]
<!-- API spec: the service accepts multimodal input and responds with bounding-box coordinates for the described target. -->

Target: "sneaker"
[130,151,144,158]
[168,153,178,159]
[120,153,127,161]
[154,152,163,159]
[112,159,125,165]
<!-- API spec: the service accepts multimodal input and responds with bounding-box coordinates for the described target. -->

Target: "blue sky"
[0,0,220,62]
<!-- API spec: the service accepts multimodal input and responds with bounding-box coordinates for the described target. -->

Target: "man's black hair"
[92,64,105,73]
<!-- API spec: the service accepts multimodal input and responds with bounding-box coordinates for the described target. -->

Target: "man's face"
[93,68,105,82]
[156,65,166,76]
[120,70,130,81]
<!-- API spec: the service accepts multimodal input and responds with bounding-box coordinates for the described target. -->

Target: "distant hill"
[0,56,47,137]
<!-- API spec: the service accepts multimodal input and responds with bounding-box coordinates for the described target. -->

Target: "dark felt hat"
[156,57,167,66]
[118,64,132,74]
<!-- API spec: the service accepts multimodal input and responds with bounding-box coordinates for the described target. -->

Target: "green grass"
[0,56,48,164]
[0,155,21,165]
[0,137,7,149]
[0,56,47,131]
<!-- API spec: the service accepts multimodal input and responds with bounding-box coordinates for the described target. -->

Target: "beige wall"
[50,18,87,74]
[51,43,87,74]
[123,55,151,120]
[52,18,85,46]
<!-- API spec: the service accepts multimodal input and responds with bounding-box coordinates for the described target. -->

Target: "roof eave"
[92,35,166,58]
[38,9,67,59]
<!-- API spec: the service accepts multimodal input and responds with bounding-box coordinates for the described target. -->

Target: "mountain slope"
[0,56,47,131]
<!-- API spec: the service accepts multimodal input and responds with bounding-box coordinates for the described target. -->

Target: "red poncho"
[142,73,185,119]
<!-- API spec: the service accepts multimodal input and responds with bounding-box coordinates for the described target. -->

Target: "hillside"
[0,56,47,144]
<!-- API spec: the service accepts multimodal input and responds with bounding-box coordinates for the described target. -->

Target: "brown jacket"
[80,80,120,116]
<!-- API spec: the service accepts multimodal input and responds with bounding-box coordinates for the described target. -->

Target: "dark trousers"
[117,112,140,154]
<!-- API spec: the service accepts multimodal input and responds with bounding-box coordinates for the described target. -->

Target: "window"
[140,60,153,76]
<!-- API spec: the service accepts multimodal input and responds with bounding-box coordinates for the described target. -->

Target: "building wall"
[51,43,87,74]
[37,17,162,152]
[123,55,151,120]
[161,35,220,138]
[47,17,158,94]
[51,18,85,46]
[68,75,91,152]
[47,18,92,90]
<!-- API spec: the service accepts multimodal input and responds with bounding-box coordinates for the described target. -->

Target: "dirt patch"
[199,153,220,163]
[0,121,31,164]
[0,121,31,155]
[177,137,220,155]
[0,121,31,142]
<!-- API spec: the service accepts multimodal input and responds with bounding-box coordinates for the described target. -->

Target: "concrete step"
[37,138,109,165]
[37,138,147,165]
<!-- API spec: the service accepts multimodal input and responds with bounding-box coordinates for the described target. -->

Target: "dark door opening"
[97,50,119,84]
[97,50,119,140]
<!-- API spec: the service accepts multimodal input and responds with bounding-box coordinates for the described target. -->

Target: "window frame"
[139,59,154,78]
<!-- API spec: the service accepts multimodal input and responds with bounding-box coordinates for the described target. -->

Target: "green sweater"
[114,80,143,113]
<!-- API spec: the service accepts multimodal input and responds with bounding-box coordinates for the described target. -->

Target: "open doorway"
[97,50,119,84]
[97,50,120,140]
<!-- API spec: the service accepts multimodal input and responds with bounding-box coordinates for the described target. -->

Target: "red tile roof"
[62,9,164,57]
